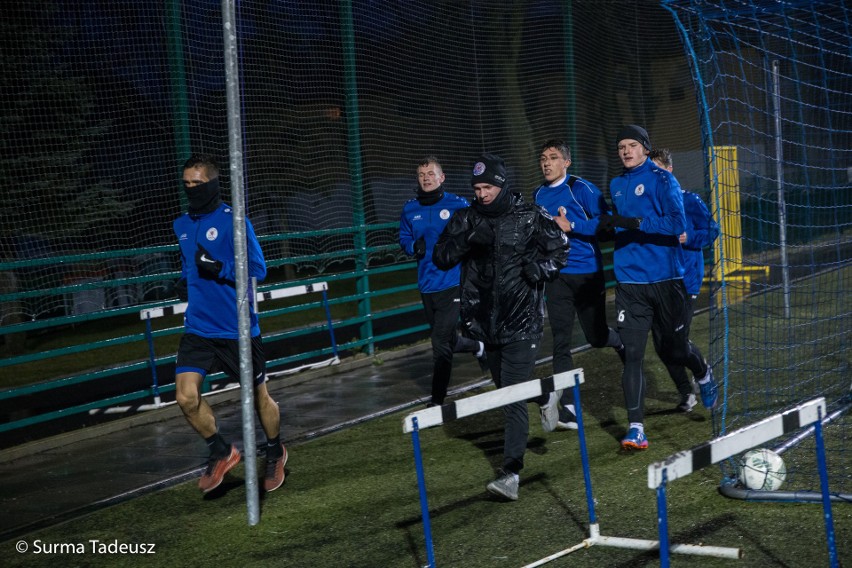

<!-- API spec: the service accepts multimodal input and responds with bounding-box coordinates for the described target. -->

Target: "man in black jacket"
[433,154,569,501]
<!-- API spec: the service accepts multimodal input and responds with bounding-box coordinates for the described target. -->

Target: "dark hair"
[539,139,571,161]
[417,155,442,170]
[649,148,673,169]
[183,154,220,178]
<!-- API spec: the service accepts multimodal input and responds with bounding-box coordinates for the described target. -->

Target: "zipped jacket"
[433,193,568,344]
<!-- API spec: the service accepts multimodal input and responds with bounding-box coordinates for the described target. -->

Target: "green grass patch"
[6,339,848,567]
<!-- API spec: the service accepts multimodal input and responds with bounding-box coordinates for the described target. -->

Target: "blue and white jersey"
[173,202,266,338]
[681,190,720,295]
[533,175,608,274]
[399,191,470,293]
[609,158,686,284]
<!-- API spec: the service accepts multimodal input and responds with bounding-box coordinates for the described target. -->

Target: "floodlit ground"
[6,320,849,567]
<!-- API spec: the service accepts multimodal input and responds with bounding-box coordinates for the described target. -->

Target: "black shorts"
[176,333,267,386]
[615,280,690,336]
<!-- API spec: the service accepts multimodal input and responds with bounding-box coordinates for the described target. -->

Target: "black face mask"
[185,178,221,215]
[416,186,445,206]
[473,184,512,218]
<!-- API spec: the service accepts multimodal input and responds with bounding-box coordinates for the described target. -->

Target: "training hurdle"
[134,281,338,411]
[648,397,838,568]
[403,365,773,568]
[402,369,585,568]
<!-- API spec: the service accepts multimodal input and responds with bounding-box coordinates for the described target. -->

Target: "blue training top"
[533,175,608,274]
[681,189,720,295]
[173,202,266,338]
[399,191,470,293]
[609,157,686,284]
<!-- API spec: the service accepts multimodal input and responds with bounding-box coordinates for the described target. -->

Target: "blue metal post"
[144,314,161,403]
[411,417,436,567]
[657,470,670,567]
[813,410,838,568]
[322,289,339,359]
[573,373,597,526]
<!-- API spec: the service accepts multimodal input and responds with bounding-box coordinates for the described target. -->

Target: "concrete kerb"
[0,343,432,464]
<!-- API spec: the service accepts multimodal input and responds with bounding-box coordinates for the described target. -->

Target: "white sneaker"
[486,469,519,501]
[473,341,489,372]
[539,390,562,432]
[556,405,578,430]
[676,393,697,413]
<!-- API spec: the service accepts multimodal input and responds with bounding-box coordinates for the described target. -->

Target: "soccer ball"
[738,448,786,491]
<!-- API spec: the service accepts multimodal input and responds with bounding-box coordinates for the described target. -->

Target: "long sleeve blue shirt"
[399,191,470,293]
[609,158,686,284]
[681,190,720,295]
[173,202,266,338]
[533,175,609,274]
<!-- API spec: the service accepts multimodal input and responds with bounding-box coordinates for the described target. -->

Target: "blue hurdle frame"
[405,370,586,568]
[650,397,838,568]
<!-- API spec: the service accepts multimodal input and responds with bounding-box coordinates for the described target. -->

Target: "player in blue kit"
[400,156,487,406]
[532,140,624,429]
[173,154,286,494]
[650,148,720,413]
[605,127,719,450]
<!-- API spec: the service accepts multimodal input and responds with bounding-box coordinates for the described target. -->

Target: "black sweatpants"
[421,286,479,405]
[485,338,545,474]
[545,271,621,410]
[616,280,708,425]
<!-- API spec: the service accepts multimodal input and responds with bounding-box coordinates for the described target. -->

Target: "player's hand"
[600,214,641,230]
[174,278,188,301]
[466,219,494,246]
[679,232,687,244]
[413,236,426,258]
[611,214,641,230]
[522,262,542,283]
[195,245,223,279]
[555,207,572,233]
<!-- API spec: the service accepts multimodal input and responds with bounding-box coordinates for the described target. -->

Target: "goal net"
[665,0,851,501]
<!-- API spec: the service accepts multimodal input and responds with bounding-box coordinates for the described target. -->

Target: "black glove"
[600,214,641,230]
[413,236,426,258]
[466,219,494,246]
[596,226,616,242]
[195,245,223,279]
[174,278,188,301]
[522,262,542,283]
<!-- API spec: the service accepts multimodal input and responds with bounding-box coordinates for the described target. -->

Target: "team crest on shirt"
[634,184,645,196]
[206,227,218,241]
[440,208,450,220]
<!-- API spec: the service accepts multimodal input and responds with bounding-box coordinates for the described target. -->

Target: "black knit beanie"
[470,154,507,188]
[616,125,652,151]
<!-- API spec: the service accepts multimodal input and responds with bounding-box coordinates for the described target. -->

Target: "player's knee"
[664,342,690,365]
[175,387,200,414]
[623,341,645,363]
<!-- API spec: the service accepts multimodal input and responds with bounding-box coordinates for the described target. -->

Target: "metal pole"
[657,472,670,567]
[222,0,259,526]
[772,60,791,319]
[813,409,839,568]
[166,0,191,210]
[563,0,577,168]
[144,315,162,406]
[574,375,597,526]
[340,0,374,354]
[411,418,436,568]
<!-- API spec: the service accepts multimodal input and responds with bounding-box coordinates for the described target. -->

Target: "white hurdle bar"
[403,369,585,568]
[134,281,336,410]
[648,397,838,568]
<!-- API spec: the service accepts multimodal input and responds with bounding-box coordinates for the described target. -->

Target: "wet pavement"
[0,335,557,542]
